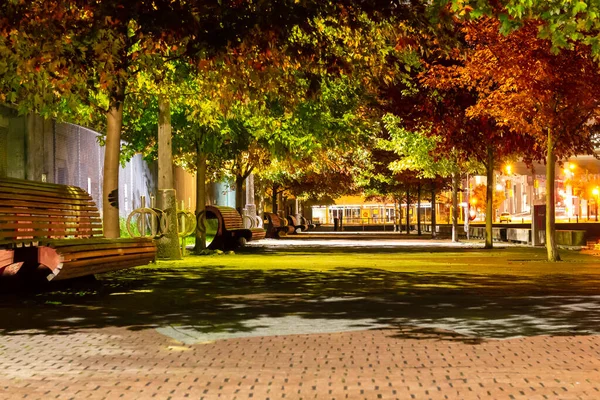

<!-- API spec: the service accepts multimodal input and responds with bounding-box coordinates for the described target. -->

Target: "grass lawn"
[147,244,600,277]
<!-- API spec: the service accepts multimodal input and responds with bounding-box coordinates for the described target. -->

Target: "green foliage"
[119,217,139,238]
[381,114,455,179]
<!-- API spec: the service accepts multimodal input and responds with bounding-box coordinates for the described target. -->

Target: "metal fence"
[54,123,157,217]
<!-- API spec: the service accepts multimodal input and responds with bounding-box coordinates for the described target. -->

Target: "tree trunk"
[235,175,245,213]
[485,146,494,249]
[102,101,124,238]
[417,183,422,236]
[156,96,181,260]
[194,147,207,252]
[406,188,410,233]
[158,96,174,189]
[546,129,561,261]
[245,173,256,219]
[254,175,265,218]
[278,192,284,216]
[451,171,459,242]
[272,183,278,213]
[431,183,437,238]
[394,199,400,231]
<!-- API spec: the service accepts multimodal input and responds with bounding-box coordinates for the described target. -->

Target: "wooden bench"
[0,178,156,281]
[242,215,267,242]
[286,215,309,234]
[205,205,253,250]
[250,226,266,241]
[263,212,288,238]
[300,216,316,230]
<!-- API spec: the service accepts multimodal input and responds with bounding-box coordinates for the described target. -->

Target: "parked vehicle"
[499,212,512,223]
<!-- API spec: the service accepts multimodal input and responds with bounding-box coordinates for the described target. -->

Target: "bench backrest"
[206,205,244,231]
[0,178,103,246]
[264,212,282,228]
[287,215,299,226]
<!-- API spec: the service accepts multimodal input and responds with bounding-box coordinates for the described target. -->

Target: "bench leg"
[0,250,23,277]
[38,247,63,274]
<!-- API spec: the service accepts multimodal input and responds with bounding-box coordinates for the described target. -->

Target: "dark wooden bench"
[300,216,317,230]
[205,205,253,250]
[250,225,266,242]
[286,215,309,234]
[263,212,288,238]
[0,178,156,281]
[242,215,267,241]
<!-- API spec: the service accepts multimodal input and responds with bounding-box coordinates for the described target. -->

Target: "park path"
[2,326,599,399]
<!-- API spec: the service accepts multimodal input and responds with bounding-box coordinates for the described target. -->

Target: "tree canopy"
[2,0,600,260]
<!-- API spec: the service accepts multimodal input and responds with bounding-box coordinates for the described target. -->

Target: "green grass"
[142,245,600,277]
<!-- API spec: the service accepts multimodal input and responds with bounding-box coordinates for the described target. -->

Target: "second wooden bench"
[205,205,254,250]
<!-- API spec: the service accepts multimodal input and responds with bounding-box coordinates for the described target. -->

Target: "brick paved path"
[2,326,599,399]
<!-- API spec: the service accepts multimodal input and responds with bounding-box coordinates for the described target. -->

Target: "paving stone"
[1,326,600,399]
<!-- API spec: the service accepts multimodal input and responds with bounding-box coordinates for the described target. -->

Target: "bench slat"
[0,229,103,239]
[0,222,102,230]
[0,186,92,200]
[50,256,156,281]
[42,240,155,253]
[0,177,88,191]
[0,215,101,223]
[0,207,101,219]
[0,197,99,210]
[38,237,153,247]
[0,183,92,200]
[58,252,156,271]
[60,246,157,262]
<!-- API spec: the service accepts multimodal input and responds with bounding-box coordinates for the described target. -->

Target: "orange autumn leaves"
[422,17,600,162]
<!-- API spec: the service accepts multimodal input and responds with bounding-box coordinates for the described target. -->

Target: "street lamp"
[593,187,599,222]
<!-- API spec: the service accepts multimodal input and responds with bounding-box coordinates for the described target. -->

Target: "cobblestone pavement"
[2,327,600,399]
[2,237,600,399]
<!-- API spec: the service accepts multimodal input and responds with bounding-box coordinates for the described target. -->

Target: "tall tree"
[449,18,600,260]
[381,115,454,237]
[0,0,202,237]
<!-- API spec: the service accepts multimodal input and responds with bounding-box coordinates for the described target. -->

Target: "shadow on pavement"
[2,260,600,340]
